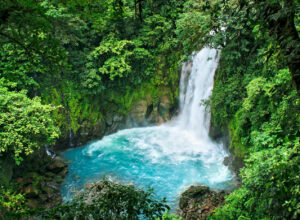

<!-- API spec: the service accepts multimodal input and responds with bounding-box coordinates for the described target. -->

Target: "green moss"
[41,82,104,137]
[228,112,248,158]
[38,48,181,142]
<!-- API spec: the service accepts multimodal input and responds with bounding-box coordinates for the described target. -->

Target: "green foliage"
[210,73,244,127]
[41,83,104,136]
[0,0,69,91]
[225,68,299,155]
[83,34,153,94]
[2,0,299,219]
[213,144,300,220]
[1,0,186,149]
[0,43,41,92]
[210,55,300,220]
[0,85,60,164]
[38,179,169,220]
[195,0,300,219]
[0,186,27,219]
[176,0,217,54]
[86,35,133,80]
[158,212,183,220]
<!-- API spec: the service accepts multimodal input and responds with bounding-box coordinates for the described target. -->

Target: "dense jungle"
[0,0,299,219]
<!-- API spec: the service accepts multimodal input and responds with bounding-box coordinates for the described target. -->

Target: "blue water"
[61,48,235,208]
[61,125,234,207]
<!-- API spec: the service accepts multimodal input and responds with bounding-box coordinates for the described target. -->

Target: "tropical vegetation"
[0,0,299,219]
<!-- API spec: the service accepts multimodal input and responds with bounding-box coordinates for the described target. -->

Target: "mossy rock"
[47,157,67,173]
[179,185,210,209]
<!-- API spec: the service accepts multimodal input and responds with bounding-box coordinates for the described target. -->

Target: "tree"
[0,0,69,96]
[0,84,60,164]
[249,0,300,91]
[38,179,169,220]
[178,0,300,91]
[212,145,300,220]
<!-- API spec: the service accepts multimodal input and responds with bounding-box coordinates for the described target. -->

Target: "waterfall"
[176,48,220,136]
[61,47,233,205]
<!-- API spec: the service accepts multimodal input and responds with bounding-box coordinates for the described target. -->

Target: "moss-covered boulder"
[46,157,68,174]
[178,185,230,220]
[12,154,69,209]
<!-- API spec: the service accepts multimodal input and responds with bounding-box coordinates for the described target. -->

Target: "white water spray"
[62,47,233,204]
[86,46,229,180]
[176,48,220,136]
[143,47,224,165]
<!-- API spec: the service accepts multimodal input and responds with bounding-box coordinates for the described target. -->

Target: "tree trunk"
[138,0,143,22]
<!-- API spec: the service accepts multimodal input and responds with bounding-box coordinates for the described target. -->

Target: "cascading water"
[175,48,219,136]
[61,48,234,207]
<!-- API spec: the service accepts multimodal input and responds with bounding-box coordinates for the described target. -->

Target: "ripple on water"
[61,126,235,207]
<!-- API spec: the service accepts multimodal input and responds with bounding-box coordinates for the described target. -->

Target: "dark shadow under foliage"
[35,179,169,220]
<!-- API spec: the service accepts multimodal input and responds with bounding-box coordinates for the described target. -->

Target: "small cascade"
[66,113,74,147]
[45,145,56,158]
[69,129,74,147]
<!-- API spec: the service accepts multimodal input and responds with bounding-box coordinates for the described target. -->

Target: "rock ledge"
[178,185,230,220]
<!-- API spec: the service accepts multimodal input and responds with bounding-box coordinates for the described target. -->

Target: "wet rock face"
[129,94,174,126]
[76,119,106,146]
[223,155,244,177]
[178,185,230,220]
[130,100,149,125]
[55,88,177,151]
[103,93,175,132]
[208,122,244,177]
[55,119,106,151]
[16,156,69,209]
[104,113,124,134]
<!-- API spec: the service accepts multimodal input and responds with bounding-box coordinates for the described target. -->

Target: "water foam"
[61,48,234,206]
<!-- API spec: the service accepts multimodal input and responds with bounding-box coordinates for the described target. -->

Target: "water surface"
[61,48,235,207]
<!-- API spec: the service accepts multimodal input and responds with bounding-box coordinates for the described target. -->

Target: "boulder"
[179,185,210,210]
[58,167,69,177]
[45,172,55,177]
[47,157,67,173]
[42,185,55,195]
[178,185,230,220]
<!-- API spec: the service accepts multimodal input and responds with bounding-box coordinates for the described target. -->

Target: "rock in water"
[46,156,68,173]
[178,185,230,220]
